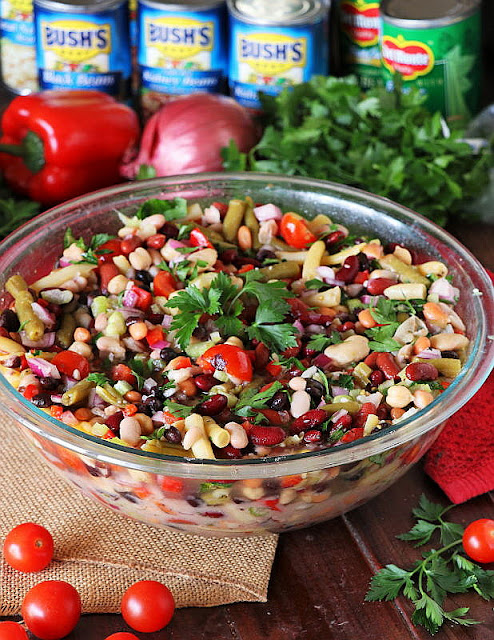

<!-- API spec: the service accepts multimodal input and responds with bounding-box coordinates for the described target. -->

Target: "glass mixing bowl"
[0,174,492,536]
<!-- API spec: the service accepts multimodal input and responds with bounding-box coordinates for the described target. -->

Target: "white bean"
[324,335,370,367]
[429,333,469,351]
[225,422,248,449]
[129,247,152,271]
[69,341,93,359]
[290,390,311,418]
[119,417,142,446]
[288,377,306,391]
[107,275,129,295]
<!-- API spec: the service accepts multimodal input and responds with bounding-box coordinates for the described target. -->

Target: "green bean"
[195,225,237,252]
[259,262,300,281]
[417,358,461,378]
[244,206,261,250]
[61,379,95,406]
[95,383,127,408]
[379,255,429,286]
[5,275,44,341]
[56,313,76,348]
[321,401,361,415]
[270,237,294,251]
[223,199,246,243]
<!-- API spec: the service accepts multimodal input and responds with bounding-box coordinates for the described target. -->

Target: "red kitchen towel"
[424,271,494,504]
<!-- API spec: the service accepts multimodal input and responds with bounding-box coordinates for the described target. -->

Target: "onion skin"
[121,94,259,179]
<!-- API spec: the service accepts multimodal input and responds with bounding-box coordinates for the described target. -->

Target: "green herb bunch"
[222,76,492,227]
[366,495,494,634]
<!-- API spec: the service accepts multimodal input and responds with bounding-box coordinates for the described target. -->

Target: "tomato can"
[0,0,38,93]
[137,0,228,118]
[227,0,330,110]
[380,0,482,123]
[33,0,132,99]
[335,0,381,89]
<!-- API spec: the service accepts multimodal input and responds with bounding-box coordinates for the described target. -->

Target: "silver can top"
[138,0,225,11]
[228,0,327,26]
[381,0,480,26]
[34,0,126,13]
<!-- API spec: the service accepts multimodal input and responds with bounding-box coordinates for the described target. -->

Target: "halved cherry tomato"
[96,238,122,265]
[279,213,317,249]
[111,364,137,386]
[198,344,253,382]
[105,634,139,640]
[189,227,214,249]
[462,519,494,563]
[153,271,177,298]
[51,351,90,379]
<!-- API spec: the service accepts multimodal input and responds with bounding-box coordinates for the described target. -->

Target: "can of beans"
[335,0,382,89]
[33,0,132,99]
[227,0,330,110]
[137,0,228,119]
[0,0,38,93]
[380,0,482,124]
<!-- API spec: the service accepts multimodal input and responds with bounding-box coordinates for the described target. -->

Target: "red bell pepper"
[0,90,140,206]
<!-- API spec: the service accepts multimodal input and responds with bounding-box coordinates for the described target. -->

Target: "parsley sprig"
[234,381,284,418]
[63,229,115,264]
[366,495,494,635]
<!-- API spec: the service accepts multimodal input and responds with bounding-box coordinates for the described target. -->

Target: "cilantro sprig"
[366,495,494,635]
[234,381,284,418]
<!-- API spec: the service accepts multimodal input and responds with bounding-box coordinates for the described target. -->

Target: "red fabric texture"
[424,271,494,504]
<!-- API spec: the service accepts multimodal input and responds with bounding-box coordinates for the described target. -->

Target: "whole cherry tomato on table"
[0,621,28,639]
[51,350,90,379]
[462,519,494,563]
[21,580,81,640]
[105,634,139,640]
[279,213,317,249]
[198,344,253,382]
[121,580,175,633]
[3,522,53,572]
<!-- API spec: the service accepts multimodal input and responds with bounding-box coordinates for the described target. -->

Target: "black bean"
[136,403,153,416]
[135,270,153,286]
[269,391,289,411]
[39,377,59,391]
[164,426,182,444]
[256,249,277,262]
[441,350,460,360]
[162,222,179,238]
[357,252,371,271]
[31,393,52,408]
[0,309,20,332]
[305,378,325,402]
[160,347,179,363]
[144,397,163,414]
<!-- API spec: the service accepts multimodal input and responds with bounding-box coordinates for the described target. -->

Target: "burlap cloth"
[0,412,278,615]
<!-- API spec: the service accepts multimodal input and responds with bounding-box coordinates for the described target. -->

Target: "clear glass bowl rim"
[0,172,492,480]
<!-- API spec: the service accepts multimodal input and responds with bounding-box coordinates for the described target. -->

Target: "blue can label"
[229,19,328,109]
[34,3,131,97]
[138,3,227,97]
[0,0,37,92]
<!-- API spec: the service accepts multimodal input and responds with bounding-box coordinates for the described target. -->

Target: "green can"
[380,0,482,124]
[336,0,382,89]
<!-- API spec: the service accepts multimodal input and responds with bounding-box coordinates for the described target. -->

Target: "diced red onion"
[167,239,187,250]
[253,203,282,222]
[114,307,145,319]
[151,411,165,424]
[31,302,56,329]
[87,388,106,407]
[122,288,139,308]
[331,386,348,398]
[362,392,383,408]
[429,278,459,303]
[59,258,71,267]
[416,348,442,359]
[148,338,170,350]
[360,295,383,306]
[331,409,349,423]
[315,266,345,287]
[143,377,158,393]
[50,394,63,403]
[26,356,61,379]
[293,320,304,334]
[20,332,56,348]
[346,284,364,297]
[61,411,78,426]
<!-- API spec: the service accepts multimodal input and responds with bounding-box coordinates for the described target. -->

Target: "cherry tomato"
[111,363,137,386]
[462,519,494,563]
[121,580,175,633]
[279,213,317,249]
[0,621,29,639]
[51,350,90,379]
[153,270,177,297]
[3,522,54,573]
[198,344,253,382]
[97,238,123,265]
[104,634,139,640]
[189,227,214,249]
[21,580,81,640]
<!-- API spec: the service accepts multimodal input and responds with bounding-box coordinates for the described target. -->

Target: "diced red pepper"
[354,270,370,284]
[266,362,282,377]
[23,384,39,400]
[189,227,214,249]
[153,270,177,298]
[146,326,165,348]
[341,427,364,443]
[111,363,137,386]
[160,476,184,493]
[212,202,228,216]
[50,405,64,419]
[130,285,152,311]
[281,474,303,488]
[264,498,281,512]
[237,264,255,274]
[97,238,122,265]
[123,404,138,416]
[170,356,192,370]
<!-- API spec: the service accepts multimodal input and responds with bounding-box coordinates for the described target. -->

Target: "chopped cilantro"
[135,197,188,221]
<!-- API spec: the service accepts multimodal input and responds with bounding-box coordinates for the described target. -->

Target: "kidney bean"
[194,374,217,392]
[290,409,327,434]
[338,321,355,333]
[99,262,120,292]
[405,362,439,382]
[324,230,346,247]
[196,394,228,416]
[282,337,302,359]
[121,236,143,254]
[249,425,286,446]
[303,345,317,358]
[364,352,379,368]
[233,256,262,268]
[336,255,360,283]
[161,222,179,238]
[215,444,243,459]
[0,309,20,332]
[202,511,223,518]
[369,370,385,386]
[366,278,396,296]
[376,352,401,379]
[254,342,270,370]
[332,413,352,430]
[146,234,166,249]
[376,404,389,420]
[220,249,238,263]
[312,353,332,369]
[353,402,377,427]
[304,430,323,443]
[105,411,124,433]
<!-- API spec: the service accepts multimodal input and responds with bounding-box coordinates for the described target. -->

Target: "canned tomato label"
[137,0,227,115]
[336,0,382,89]
[380,0,482,123]
[0,0,38,93]
[33,0,131,98]
[228,0,329,110]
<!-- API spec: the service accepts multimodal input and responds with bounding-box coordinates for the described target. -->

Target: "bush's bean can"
[137,0,228,118]
[0,0,38,93]
[33,0,132,99]
[380,0,482,124]
[227,0,329,110]
[335,0,381,89]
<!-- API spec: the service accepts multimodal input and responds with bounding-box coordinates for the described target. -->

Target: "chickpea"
[129,321,148,341]
[386,385,414,409]
[73,327,91,343]
[413,390,434,409]
[129,247,152,271]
